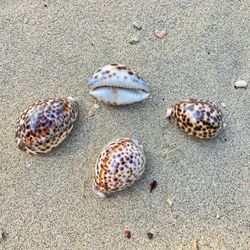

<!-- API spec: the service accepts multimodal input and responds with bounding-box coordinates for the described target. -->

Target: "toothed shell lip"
[88,78,151,93]
[88,64,151,93]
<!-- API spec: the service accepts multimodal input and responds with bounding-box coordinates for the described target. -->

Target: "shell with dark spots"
[166,99,225,139]
[93,138,146,197]
[15,97,79,154]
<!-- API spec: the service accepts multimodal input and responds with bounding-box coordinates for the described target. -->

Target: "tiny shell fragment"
[15,97,78,154]
[235,80,248,89]
[216,214,221,219]
[166,198,173,208]
[154,31,167,38]
[129,37,140,44]
[191,239,199,250]
[132,22,142,30]
[166,99,224,139]
[93,138,146,197]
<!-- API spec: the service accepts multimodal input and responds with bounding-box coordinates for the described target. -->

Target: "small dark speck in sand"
[124,229,131,239]
[147,232,153,240]
[44,4,48,8]
[149,180,157,193]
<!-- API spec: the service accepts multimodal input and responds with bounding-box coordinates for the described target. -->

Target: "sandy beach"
[0,0,249,249]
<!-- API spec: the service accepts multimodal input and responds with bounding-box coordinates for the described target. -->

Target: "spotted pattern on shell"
[88,64,151,105]
[166,99,224,139]
[15,97,79,154]
[93,138,146,197]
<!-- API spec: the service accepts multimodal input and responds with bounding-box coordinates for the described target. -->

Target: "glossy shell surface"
[88,64,151,105]
[93,138,146,197]
[166,99,224,139]
[15,97,79,154]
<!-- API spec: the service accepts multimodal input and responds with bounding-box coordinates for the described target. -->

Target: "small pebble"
[124,229,131,239]
[132,22,142,30]
[235,80,248,89]
[191,239,199,250]
[166,198,173,208]
[24,18,29,24]
[129,37,140,44]
[216,214,221,219]
[221,102,226,108]
[94,104,100,109]
[147,232,153,240]
[87,110,95,117]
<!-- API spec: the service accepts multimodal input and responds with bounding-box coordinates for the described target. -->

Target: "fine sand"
[0,0,249,249]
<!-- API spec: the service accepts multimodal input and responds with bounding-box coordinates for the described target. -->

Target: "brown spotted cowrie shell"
[93,138,146,198]
[15,97,79,154]
[166,99,226,139]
